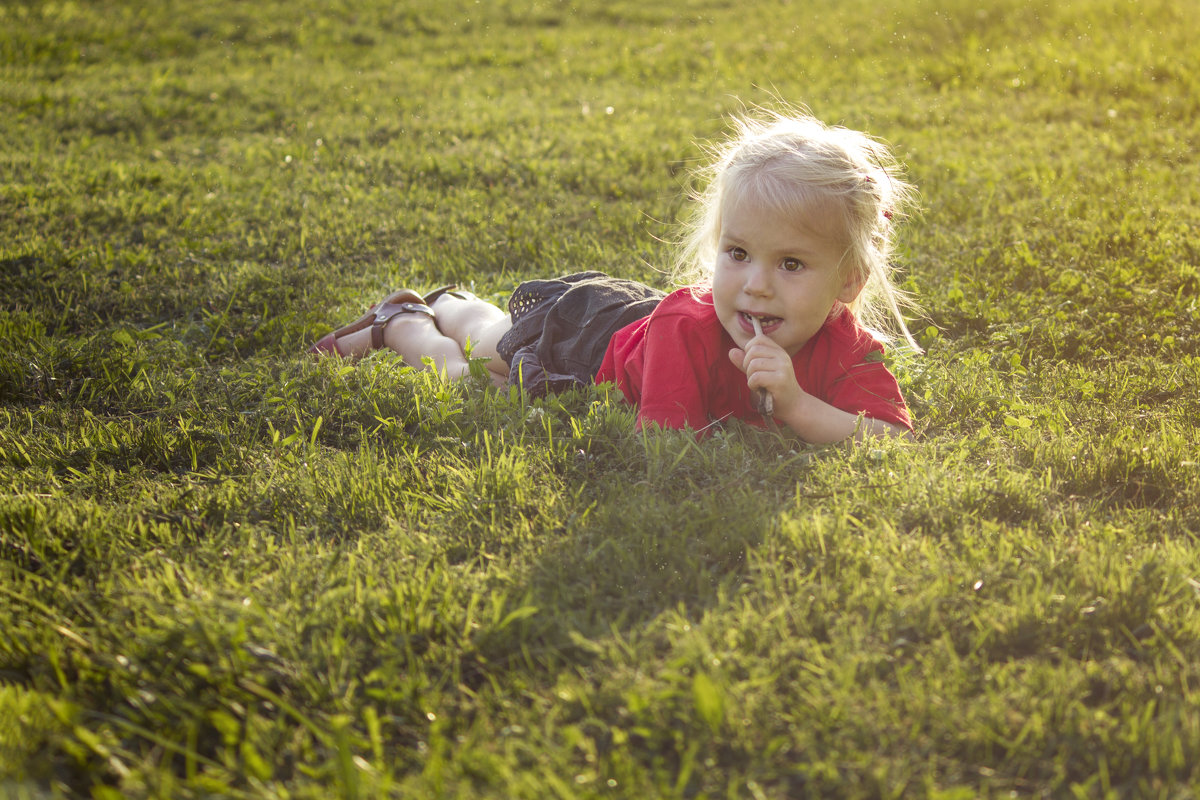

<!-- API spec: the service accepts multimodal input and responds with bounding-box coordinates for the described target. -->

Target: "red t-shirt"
[594,288,911,433]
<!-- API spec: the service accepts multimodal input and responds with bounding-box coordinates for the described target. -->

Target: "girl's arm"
[772,390,910,444]
[731,337,911,444]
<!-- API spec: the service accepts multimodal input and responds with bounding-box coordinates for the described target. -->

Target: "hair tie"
[863,174,891,221]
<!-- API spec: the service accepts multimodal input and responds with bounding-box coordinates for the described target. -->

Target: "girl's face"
[711,191,864,356]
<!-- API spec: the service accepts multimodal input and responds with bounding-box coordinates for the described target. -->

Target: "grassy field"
[3,0,1200,796]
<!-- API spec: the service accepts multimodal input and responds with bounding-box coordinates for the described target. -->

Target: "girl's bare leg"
[324,290,513,385]
[333,315,472,378]
[430,293,513,385]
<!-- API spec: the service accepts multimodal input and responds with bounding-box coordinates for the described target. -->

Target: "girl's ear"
[837,268,868,304]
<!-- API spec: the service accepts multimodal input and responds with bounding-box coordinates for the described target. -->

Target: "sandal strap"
[423,284,464,305]
[370,302,434,350]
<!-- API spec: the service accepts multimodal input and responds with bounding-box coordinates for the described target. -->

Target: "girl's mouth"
[740,311,782,334]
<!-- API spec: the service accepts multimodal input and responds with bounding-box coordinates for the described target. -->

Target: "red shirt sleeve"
[596,301,717,430]
[798,313,911,431]
[629,311,715,430]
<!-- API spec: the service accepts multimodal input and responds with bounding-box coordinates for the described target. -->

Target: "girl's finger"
[749,318,774,416]
[727,347,748,372]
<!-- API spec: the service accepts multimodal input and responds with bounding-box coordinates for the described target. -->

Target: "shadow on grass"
[415,406,800,692]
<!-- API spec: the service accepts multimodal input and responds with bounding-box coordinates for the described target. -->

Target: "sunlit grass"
[2,0,1199,796]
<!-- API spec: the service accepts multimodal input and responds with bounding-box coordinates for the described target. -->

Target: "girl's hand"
[728,333,804,413]
[730,335,911,444]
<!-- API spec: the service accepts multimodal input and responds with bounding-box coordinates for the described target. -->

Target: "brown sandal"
[423,284,470,305]
[310,286,455,357]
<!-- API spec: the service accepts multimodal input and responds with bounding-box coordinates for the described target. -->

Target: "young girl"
[310,110,920,444]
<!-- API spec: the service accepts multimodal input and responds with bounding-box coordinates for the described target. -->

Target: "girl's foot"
[309,289,434,358]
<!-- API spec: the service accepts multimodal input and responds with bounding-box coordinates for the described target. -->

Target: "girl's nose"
[743,265,772,296]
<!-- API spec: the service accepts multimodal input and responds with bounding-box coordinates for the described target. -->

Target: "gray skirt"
[495,271,664,396]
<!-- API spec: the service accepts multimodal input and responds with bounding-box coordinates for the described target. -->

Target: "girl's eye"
[729,247,749,262]
[782,258,804,272]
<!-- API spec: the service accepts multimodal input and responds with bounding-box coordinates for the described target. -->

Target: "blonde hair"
[673,108,922,351]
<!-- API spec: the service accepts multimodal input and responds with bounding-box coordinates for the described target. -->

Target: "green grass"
[3,0,1200,796]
